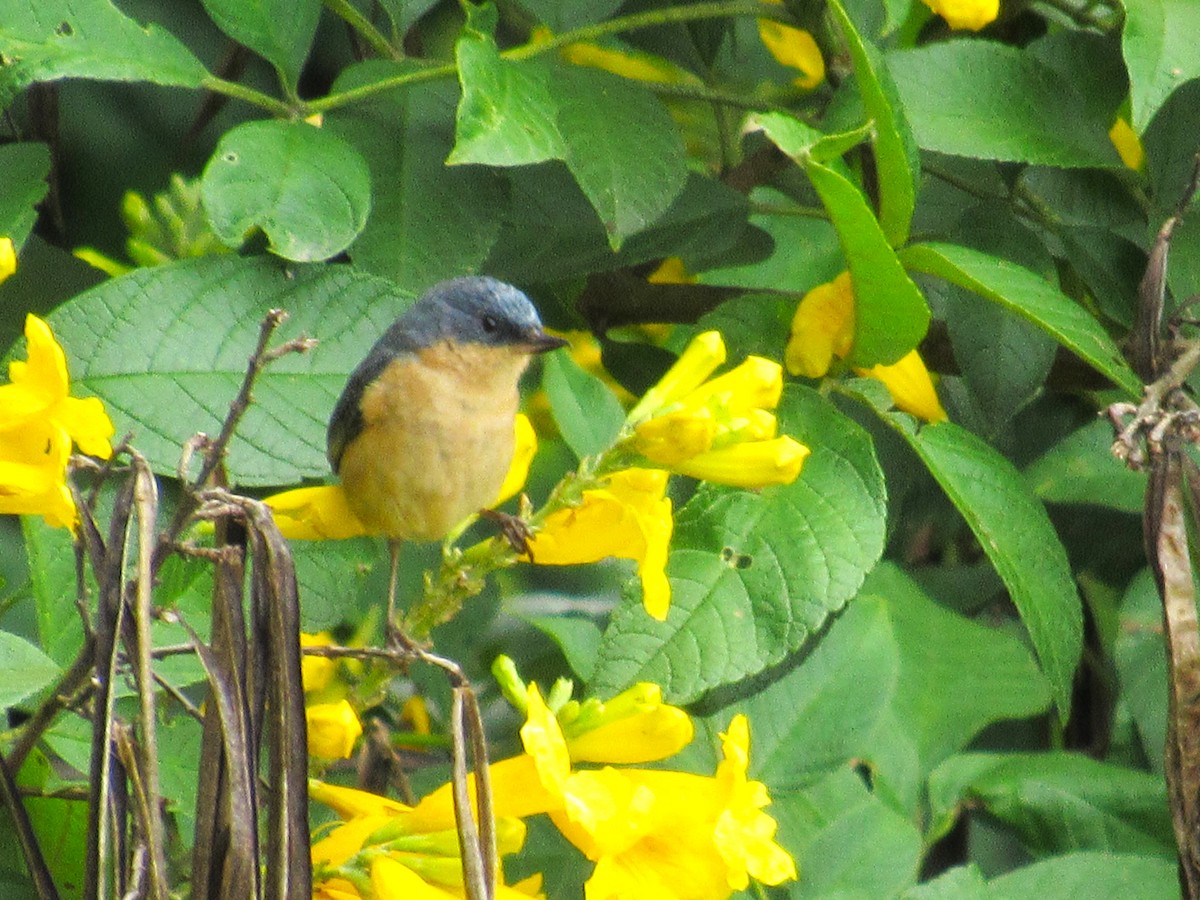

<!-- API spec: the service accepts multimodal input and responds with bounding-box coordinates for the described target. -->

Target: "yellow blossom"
[647,257,696,284]
[0,237,15,283]
[1109,116,1145,171]
[371,855,457,900]
[0,315,115,530]
[786,272,855,379]
[757,1,824,90]
[921,0,999,30]
[624,331,809,491]
[532,26,701,88]
[787,272,946,423]
[495,413,536,505]
[560,682,694,765]
[858,349,948,424]
[300,632,337,694]
[306,699,363,759]
[524,468,674,620]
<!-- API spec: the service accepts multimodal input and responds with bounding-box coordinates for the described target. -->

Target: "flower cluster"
[0,285,115,532]
[786,271,948,424]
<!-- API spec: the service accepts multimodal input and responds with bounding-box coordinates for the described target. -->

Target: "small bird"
[327,276,567,631]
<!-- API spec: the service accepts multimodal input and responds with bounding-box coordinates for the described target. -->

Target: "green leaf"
[294,537,382,632]
[900,242,1142,397]
[201,120,372,263]
[886,42,1121,168]
[327,62,506,294]
[804,159,930,367]
[589,384,887,702]
[0,631,60,708]
[46,255,419,486]
[450,5,685,248]
[200,0,320,88]
[1123,0,1200,131]
[929,752,1174,857]
[989,853,1178,900]
[541,352,626,460]
[1115,568,1167,774]
[753,112,870,166]
[526,615,603,682]
[1025,418,1146,513]
[897,420,1083,722]
[22,517,84,668]
[827,0,919,246]
[862,564,1051,774]
[0,143,50,248]
[771,768,923,899]
[901,865,988,900]
[0,0,210,107]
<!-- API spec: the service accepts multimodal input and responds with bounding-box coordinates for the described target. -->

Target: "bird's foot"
[478,508,533,555]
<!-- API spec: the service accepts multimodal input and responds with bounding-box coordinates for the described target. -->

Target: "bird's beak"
[523,329,570,354]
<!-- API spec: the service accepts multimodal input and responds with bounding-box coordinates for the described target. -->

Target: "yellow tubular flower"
[627,331,725,425]
[757,20,825,89]
[647,256,696,284]
[0,237,15,282]
[856,349,948,424]
[921,0,999,30]
[671,436,810,488]
[1,315,114,458]
[562,682,695,765]
[300,632,337,694]
[306,699,363,759]
[495,413,536,505]
[524,468,674,620]
[786,271,855,379]
[264,484,368,540]
[1110,117,1145,171]
[0,420,77,529]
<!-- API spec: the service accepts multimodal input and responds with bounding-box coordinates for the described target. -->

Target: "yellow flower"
[624,331,809,490]
[0,315,115,530]
[0,419,77,529]
[266,415,536,540]
[647,257,696,285]
[858,349,948,424]
[786,272,947,423]
[757,2,824,90]
[310,779,538,899]
[559,682,694,765]
[524,468,674,620]
[1109,116,1145,171]
[300,632,337,694]
[786,271,855,379]
[921,0,999,30]
[510,688,794,900]
[495,413,536,505]
[306,699,363,759]
[532,26,701,88]
[0,237,15,283]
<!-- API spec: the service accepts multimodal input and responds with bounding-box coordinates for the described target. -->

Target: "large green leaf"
[988,853,1178,900]
[22,517,83,667]
[1024,418,1146,514]
[541,351,626,460]
[1114,568,1168,774]
[450,4,685,249]
[897,419,1083,723]
[0,630,60,709]
[929,752,1174,857]
[200,0,319,88]
[861,564,1051,775]
[327,62,506,295]
[0,0,210,107]
[46,255,418,486]
[201,120,372,263]
[0,143,50,248]
[804,159,930,367]
[901,242,1142,397]
[827,0,918,246]
[589,384,886,702]
[886,42,1121,168]
[1123,0,1200,131]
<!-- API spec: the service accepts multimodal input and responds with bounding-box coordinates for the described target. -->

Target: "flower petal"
[757,19,824,89]
[627,331,725,424]
[264,484,369,540]
[672,436,810,488]
[785,271,855,378]
[495,413,537,505]
[921,0,999,30]
[855,349,948,424]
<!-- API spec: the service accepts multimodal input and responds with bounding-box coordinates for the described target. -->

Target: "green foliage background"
[1,0,1197,896]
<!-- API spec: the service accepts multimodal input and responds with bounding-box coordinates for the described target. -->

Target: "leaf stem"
[323,0,403,61]
[200,76,295,117]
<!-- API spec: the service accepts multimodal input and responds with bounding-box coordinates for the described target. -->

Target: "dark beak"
[524,328,570,354]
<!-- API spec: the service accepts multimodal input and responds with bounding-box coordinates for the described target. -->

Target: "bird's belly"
[338,397,516,542]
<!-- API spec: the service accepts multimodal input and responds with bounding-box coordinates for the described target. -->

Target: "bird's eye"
[481,314,499,333]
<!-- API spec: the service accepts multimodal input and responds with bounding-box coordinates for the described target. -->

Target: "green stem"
[750,201,830,220]
[200,76,295,117]
[306,0,784,114]
[643,80,783,113]
[324,0,403,60]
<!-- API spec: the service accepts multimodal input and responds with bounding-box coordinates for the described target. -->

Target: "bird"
[326,275,567,634]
